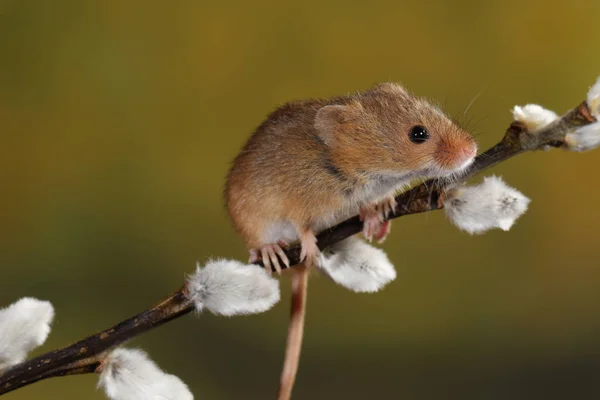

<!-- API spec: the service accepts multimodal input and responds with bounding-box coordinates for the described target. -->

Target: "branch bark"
[0,101,594,396]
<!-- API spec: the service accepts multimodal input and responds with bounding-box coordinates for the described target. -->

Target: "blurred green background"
[2,1,600,399]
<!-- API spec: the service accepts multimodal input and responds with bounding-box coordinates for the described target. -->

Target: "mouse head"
[315,82,477,180]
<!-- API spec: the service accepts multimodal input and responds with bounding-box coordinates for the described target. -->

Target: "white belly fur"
[260,174,413,245]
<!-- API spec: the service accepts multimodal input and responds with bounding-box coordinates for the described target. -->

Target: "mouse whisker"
[463,88,486,116]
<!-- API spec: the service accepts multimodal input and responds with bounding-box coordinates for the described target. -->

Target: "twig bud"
[187,259,280,316]
[565,122,600,152]
[512,104,559,133]
[0,298,54,372]
[444,176,530,234]
[318,237,396,293]
[98,348,193,400]
[587,76,600,118]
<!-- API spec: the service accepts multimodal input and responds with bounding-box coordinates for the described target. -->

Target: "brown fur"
[225,82,476,248]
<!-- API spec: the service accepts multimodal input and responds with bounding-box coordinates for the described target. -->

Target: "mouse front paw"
[360,196,396,243]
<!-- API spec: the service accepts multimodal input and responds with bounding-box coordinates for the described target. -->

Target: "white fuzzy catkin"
[187,259,280,316]
[512,104,559,133]
[318,236,396,293]
[444,176,530,235]
[0,297,54,372]
[98,348,193,400]
[565,121,600,152]
[587,76,600,118]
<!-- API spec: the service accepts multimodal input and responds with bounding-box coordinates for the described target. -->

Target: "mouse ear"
[315,102,363,146]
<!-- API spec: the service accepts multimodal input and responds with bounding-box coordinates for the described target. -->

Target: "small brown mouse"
[224,82,477,399]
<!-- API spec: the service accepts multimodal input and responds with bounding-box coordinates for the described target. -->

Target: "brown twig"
[0,288,192,394]
[0,101,594,395]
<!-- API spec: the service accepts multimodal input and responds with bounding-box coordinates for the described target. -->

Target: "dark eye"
[408,125,429,144]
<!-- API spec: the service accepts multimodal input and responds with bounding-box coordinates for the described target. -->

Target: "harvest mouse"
[224,82,477,399]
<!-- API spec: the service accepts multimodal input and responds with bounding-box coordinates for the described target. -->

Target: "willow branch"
[0,101,594,396]
[0,288,193,394]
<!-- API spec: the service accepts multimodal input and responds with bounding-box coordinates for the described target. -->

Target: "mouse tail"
[277,265,309,400]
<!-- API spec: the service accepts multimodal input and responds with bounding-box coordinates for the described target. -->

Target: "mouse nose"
[462,144,477,159]
[454,143,477,170]
[435,138,478,172]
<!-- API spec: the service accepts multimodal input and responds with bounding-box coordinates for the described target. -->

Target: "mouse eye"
[408,125,430,144]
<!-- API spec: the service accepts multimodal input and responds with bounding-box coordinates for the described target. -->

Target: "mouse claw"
[260,246,272,273]
[383,197,397,218]
[273,244,290,269]
[262,245,280,275]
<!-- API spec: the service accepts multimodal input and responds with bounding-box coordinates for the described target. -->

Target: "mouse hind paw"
[250,243,290,275]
